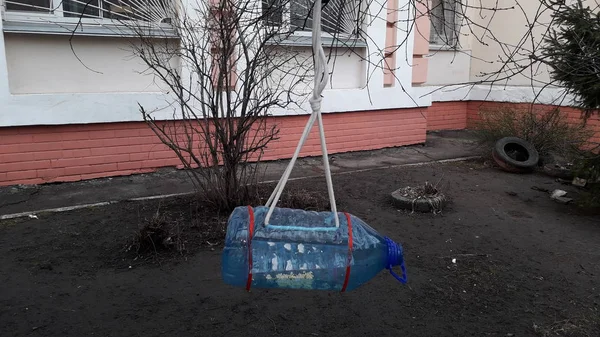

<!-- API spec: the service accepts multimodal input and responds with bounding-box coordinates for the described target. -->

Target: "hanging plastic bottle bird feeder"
[221,0,408,291]
[222,206,407,291]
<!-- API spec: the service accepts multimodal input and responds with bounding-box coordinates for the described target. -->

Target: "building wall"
[4,34,173,94]
[0,0,430,128]
[466,101,600,147]
[425,50,471,85]
[268,46,367,91]
[426,101,468,130]
[2,99,598,186]
[468,0,553,86]
[0,108,427,186]
[426,1,593,88]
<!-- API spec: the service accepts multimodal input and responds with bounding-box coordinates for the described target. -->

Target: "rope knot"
[309,96,322,112]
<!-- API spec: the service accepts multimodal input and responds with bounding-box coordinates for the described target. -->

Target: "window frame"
[263,0,365,43]
[428,0,461,50]
[1,0,177,37]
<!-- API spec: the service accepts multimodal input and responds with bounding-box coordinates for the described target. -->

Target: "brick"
[0,127,21,136]
[0,160,51,173]
[4,178,44,186]
[90,147,120,157]
[0,134,34,145]
[51,154,129,168]
[6,170,37,181]
[117,161,144,170]
[69,149,93,158]
[138,128,159,137]
[55,174,83,183]
[0,152,32,163]
[114,129,140,138]
[32,133,62,143]
[89,163,118,173]
[63,163,119,176]
[32,150,63,161]
[62,139,105,150]
[130,152,150,161]
[90,145,155,157]
[128,136,163,146]
[102,154,131,164]
[19,141,63,153]
[101,138,131,147]
[63,165,92,176]
[0,143,22,154]
[149,151,177,160]
[37,168,66,180]
[61,131,90,141]
[88,130,116,139]
[51,158,90,168]
[142,158,180,168]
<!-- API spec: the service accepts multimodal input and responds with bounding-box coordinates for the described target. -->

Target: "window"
[3,0,173,23]
[429,0,459,46]
[262,0,361,37]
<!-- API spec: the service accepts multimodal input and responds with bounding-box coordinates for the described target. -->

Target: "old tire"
[391,189,447,213]
[492,137,539,173]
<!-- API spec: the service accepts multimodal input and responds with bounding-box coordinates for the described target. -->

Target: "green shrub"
[541,0,600,116]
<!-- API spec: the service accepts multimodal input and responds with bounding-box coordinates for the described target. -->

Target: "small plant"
[127,204,183,255]
[474,106,592,161]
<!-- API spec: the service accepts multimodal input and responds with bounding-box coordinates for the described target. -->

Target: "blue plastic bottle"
[221,206,407,291]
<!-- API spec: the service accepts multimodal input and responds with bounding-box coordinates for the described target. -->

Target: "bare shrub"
[116,0,316,212]
[474,106,592,159]
[127,204,184,254]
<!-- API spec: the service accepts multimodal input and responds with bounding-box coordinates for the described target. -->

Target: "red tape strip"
[245,206,255,291]
[341,212,353,292]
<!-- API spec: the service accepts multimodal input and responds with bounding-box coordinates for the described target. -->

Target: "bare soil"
[1,160,599,337]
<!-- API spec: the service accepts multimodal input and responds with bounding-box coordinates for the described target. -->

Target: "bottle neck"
[385,237,407,284]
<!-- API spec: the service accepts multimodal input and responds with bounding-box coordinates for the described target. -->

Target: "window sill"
[266,34,367,48]
[2,20,178,38]
[429,44,460,51]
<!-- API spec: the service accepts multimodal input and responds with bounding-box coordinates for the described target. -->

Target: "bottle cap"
[385,237,407,284]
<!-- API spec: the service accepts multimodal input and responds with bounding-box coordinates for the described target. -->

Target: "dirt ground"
[1,160,599,337]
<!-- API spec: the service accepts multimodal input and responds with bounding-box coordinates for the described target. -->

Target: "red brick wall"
[426,101,468,131]
[3,101,597,187]
[466,101,600,147]
[0,108,427,186]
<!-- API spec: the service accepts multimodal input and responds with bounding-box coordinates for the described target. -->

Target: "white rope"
[264,0,340,228]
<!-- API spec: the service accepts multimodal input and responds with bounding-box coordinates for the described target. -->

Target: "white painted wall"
[268,46,366,93]
[468,0,553,86]
[4,33,174,94]
[0,0,432,127]
[425,49,471,85]
[423,0,476,86]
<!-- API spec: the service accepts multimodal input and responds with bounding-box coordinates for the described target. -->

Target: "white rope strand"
[265,0,340,228]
